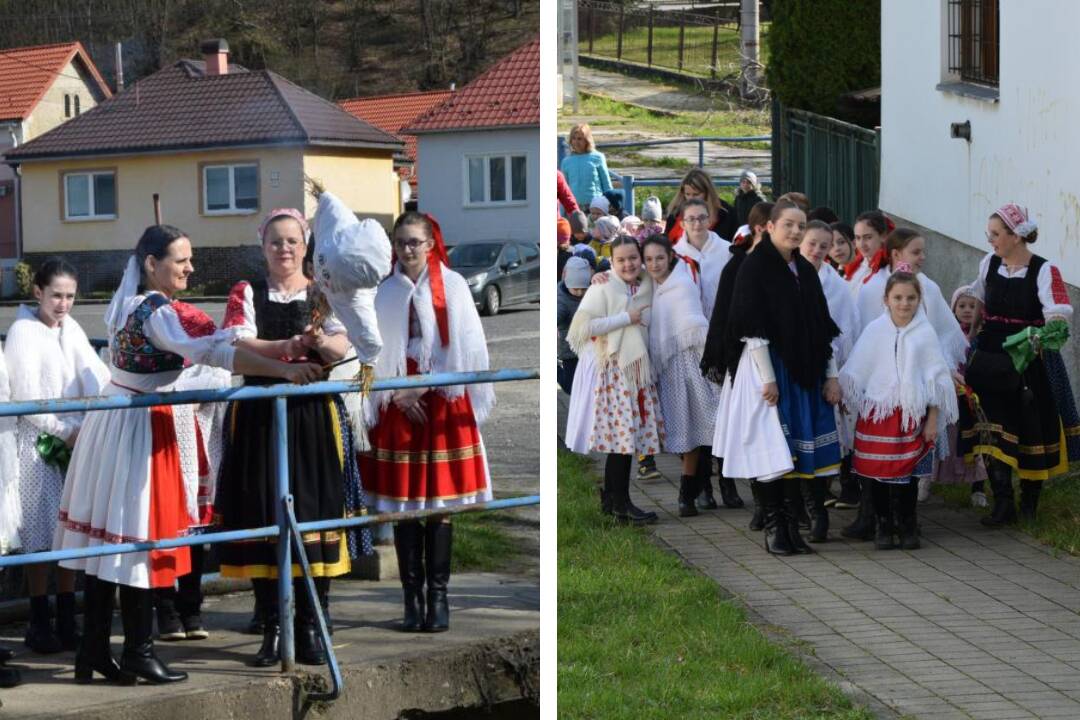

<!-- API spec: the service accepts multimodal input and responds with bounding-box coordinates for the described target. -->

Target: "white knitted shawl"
[648,260,708,375]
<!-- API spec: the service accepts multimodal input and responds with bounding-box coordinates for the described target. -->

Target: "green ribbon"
[1002,318,1070,374]
[35,432,71,474]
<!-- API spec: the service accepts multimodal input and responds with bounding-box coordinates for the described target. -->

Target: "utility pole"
[740,0,760,100]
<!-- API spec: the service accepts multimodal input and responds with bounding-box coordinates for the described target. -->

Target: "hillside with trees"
[0,0,539,98]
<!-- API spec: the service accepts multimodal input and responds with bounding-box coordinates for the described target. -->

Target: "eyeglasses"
[394,238,428,250]
[683,215,709,225]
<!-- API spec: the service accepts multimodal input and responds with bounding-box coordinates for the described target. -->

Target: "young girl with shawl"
[361,212,493,634]
[5,259,109,654]
[844,211,891,293]
[642,235,716,517]
[711,200,842,557]
[53,225,321,686]
[840,269,958,551]
[565,236,663,526]
[0,343,21,687]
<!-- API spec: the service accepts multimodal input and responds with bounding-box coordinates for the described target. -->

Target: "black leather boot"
[797,479,812,530]
[841,477,877,540]
[74,577,136,685]
[873,481,896,550]
[898,482,920,550]
[119,586,187,683]
[809,477,829,543]
[1018,481,1043,523]
[694,451,718,510]
[748,480,764,531]
[782,477,814,554]
[678,474,699,517]
[424,520,453,633]
[250,579,279,667]
[316,577,332,637]
[761,480,794,556]
[55,591,81,651]
[393,522,426,632]
[25,594,62,654]
[294,579,327,666]
[609,454,657,525]
[835,457,860,508]
[982,459,1017,527]
[718,477,745,509]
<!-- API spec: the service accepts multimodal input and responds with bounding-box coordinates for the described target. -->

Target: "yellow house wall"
[302,149,399,230]
[24,59,106,142]
[19,146,306,253]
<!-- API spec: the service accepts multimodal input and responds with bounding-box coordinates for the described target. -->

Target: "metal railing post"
[647,5,654,67]
[678,17,685,72]
[698,138,704,168]
[617,4,624,60]
[622,174,634,216]
[274,396,295,672]
[711,19,719,79]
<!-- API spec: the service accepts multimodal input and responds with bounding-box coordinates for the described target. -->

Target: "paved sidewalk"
[558,392,1080,720]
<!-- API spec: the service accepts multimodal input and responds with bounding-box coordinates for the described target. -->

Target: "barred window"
[947,0,999,87]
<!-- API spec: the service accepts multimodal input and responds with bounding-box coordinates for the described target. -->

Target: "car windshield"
[448,243,502,267]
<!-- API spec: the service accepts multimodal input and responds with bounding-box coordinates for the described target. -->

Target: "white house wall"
[415,128,539,245]
[880,0,1080,286]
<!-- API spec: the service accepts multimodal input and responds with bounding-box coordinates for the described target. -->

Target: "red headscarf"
[424,214,451,348]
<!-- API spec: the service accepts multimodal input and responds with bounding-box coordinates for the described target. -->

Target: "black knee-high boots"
[394,521,426,632]
[982,458,1018,527]
[841,476,877,540]
[74,576,135,685]
[808,477,829,543]
[606,454,657,525]
[394,519,455,633]
[118,585,187,683]
[761,480,793,555]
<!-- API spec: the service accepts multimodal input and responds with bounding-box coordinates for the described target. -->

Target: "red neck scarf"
[844,247,887,283]
[424,214,451,347]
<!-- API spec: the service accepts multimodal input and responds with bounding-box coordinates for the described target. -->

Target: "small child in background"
[621,215,643,238]
[557,257,594,395]
[557,217,574,281]
[589,195,610,222]
[933,285,989,506]
[640,196,666,237]
[589,215,621,268]
[569,209,590,245]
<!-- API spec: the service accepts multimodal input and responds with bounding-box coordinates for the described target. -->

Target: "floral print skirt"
[589,364,664,456]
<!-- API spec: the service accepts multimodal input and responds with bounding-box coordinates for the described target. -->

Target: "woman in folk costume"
[844,211,892,294]
[361,212,494,633]
[671,197,741,509]
[54,225,321,686]
[798,221,859,542]
[0,333,23,687]
[960,203,1074,526]
[566,236,663,526]
[215,205,365,667]
[840,269,958,550]
[641,234,717,517]
[710,199,842,556]
[701,201,772,528]
[5,259,109,654]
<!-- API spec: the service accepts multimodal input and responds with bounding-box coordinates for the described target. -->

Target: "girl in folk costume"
[53,226,320,686]
[961,204,1074,526]
[215,208,354,667]
[566,236,663,526]
[711,200,843,556]
[361,212,494,634]
[933,286,989,507]
[5,260,109,654]
[798,222,859,542]
[844,211,892,293]
[641,235,718,517]
[0,335,23,687]
[840,270,959,550]
[828,222,856,270]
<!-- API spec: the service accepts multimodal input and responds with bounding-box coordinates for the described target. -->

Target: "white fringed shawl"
[648,260,708,375]
[368,263,494,427]
[819,263,860,367]
[839,310,958,436]
[856,269,969,371]
[567,271,654,392]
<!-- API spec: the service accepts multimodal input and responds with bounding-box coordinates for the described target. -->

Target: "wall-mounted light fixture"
[950,120,971,142]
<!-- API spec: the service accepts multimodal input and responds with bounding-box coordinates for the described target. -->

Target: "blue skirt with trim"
[773,350,841,478]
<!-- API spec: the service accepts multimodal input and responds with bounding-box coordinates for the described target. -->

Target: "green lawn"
[566,94,771,144]
[558,449,872,720]
[933,462,1080,556]
[583,22,770,80]
[453,510,532,573]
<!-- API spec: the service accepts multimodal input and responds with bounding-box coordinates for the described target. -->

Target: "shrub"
[13,261,32,298]
[766,0,880,119]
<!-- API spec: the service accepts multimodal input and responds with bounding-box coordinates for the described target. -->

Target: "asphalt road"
[0,300,541,551]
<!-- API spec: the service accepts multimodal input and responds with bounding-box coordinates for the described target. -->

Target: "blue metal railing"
[557,135,771,215]
[0,368,540,702]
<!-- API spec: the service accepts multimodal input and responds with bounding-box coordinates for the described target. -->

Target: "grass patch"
[452,510,528,573]
[933,462,1080,555]
[605,150,693,170]
[584,22,771,80]
[557,448,872,719]
[566,94,771,144]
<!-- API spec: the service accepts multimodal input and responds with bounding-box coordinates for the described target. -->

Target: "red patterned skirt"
[852,410,933,482]
[360,366,490,512]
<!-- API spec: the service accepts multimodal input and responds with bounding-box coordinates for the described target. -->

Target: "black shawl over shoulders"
[700,242,748,382]
[706,237,838,391]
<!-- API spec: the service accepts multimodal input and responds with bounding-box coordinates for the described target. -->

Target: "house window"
[947,0,999,87]
[64,94,71,118]
[74,95,80,116]
[202,163,259,214]
[63,171,116,220]
[465,154,528,206]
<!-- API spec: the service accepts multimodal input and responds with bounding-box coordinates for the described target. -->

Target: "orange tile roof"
[0,41,111,122]
[338,89,453,175]
[404,38,538,134]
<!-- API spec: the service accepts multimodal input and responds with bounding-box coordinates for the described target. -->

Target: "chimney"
[201,38,229,76]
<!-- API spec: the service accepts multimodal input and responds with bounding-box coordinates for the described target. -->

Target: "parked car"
[448,240,540,316]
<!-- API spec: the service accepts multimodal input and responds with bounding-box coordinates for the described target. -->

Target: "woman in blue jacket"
[561,124,613,212]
